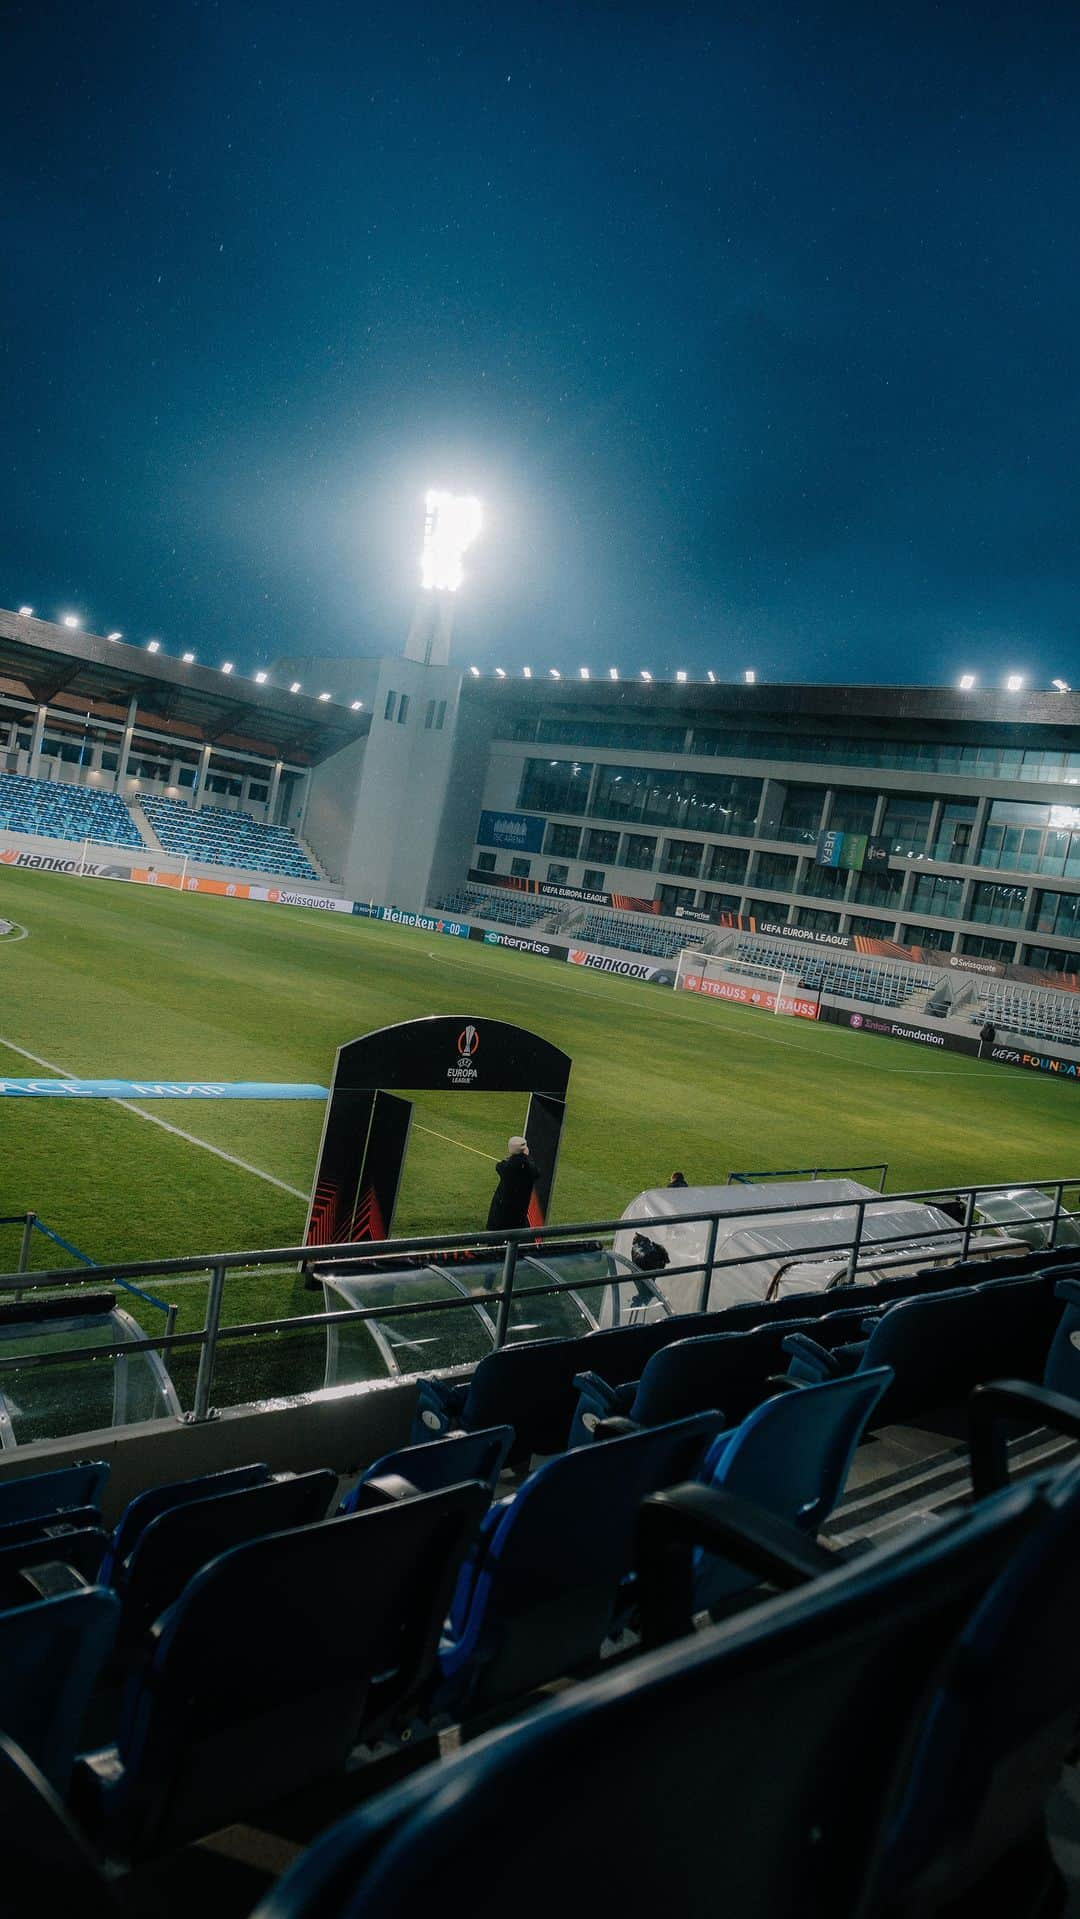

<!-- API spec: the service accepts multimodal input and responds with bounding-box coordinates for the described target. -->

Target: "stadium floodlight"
[350,699,363,710]
[289,680,301,693]
[108,631,123,642]
[181,651,195,663]
[18,605,32,617]
[254,670,268,684]
[469,665,481,677]
[958,674,976,689]
[1053,679,1072,692]
[744,670,756,684]
[146,640,161,653]
[707,671,717,683]
[609,667,619,680]
[495,666,506,678]
[318,691,332,702]
[62,614,80,629]
[522,666,532,678]
[641,670,652,682]
[676,670,688,683]
[420,489,483,592]
[1006,674,1023,691]
[580,667,590,679]
[549,668,561,679]
[221,662,234,675]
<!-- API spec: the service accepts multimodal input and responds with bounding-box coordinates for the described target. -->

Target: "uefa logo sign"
[457,1024,480,1058]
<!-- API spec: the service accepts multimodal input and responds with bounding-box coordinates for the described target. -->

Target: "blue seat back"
[0,1527,110,1602]
[440,1411,722,1712]
[632,1312,872,1429]
[86,1483,488,1857]
[118,1471,337,1645]
[102,1462,272,1586]
[0,1734,115,1919]
[1042,1275,1080,1398]
[0,1461,109,1530]
[860,1275,1059,1418]
[693,1369,893,1612]
[868,1461,1080,1914]
[0,1588,119,1791]
[342,1427,514,1510]
[254,1479,1041,1919]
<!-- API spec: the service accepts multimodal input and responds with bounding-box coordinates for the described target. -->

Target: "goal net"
[674,950,821,1021]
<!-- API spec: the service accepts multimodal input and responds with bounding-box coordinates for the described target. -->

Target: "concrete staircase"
[124,797,163,853]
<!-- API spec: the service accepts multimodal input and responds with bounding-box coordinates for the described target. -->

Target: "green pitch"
[0,867,1074,1407]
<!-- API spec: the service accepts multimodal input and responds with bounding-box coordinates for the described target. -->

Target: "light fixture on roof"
[18,605,32,617]
[495,667,506,678]
[1053,678,1072,692]
[522,666,532,678]
[420,489,484,592]
[640,670,652,682]
[580,667,590,679]
[958,674,976,690]
[350,699,363,710]
[318,691,332,702]
[289,681,301,693]
[609,667,619,681]
[254,670,268,684]
[181,651,195,663]
[707,671,717,684]
[469,665,481,677]
[146,640,161,653]
[108,631,122,642]
[676,670,688,683]
[549,668,561,679]
[744,670,756,684]
[221,662,234,675]
[62,614,80,629]
[1006,674,1023,691]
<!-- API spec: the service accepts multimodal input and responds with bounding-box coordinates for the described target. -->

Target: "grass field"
[0,865,1075,1410]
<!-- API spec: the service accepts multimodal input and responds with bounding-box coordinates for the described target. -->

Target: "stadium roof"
[0,609,369,765]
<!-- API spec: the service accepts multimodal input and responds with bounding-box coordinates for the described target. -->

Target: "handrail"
[0,1175,1073,1428]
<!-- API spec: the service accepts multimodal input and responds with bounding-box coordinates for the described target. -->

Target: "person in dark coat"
[486,1136,539,1231]
[667,1171,688,1188]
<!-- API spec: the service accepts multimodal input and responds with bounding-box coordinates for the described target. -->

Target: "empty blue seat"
[437,1411,722,1714]
[0,1527,111,1605]
[0,1461,109,1530]
[339,1427,514,1511]
[74,1482,489,1858]
[0,1734,116,1919]
[0,1588,119,1791]
[251,1474,1041,1919]
[98,1462,273,1586]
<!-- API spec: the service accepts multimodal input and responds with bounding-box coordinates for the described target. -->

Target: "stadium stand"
[0,772,143,849]
[729,936,935,1006]
[435,886,554,927]
[576,909,686,958]
[139,793,320,878]
[972,982,1080,1048]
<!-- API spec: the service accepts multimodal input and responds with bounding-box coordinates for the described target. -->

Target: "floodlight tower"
[404,490,483,664]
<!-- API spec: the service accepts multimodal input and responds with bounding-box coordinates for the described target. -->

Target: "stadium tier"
[972,984,1080,1048]
[436,887,554,928]
[728,937,936,1007]
[139,795,319,879]
[574,909,686,958]
[0,771,143,850]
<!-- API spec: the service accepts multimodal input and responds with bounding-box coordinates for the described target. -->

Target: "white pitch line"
[0,922,29,945]
[0,1034,308,1197]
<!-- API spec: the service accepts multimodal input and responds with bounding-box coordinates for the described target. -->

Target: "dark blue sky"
[5,0,1080,687]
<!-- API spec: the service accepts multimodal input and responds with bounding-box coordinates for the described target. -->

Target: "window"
[583,868,606,890]
[828,788,877,836]
[751,851,797,890]
[425,700,436,730]
[799,862,848,899]
[587,764,760,834]
[909,873,963,918]
[544,822,581,859]
[519,758,595,815]
[1033,890,1080,939]
[657,883,696,914]
[929,800,978,864]
[791,907,840,932]
[902,922,955,952]
[510,857,531,879]
[435,700,447,729]
[881,795,934,858]
[384,690,397,722]
[1022,945,1080,979]
[620,833,657,871]
[582,827,620,863]
[851,866,903,908]
[748,899,791,923]
[397,694,410,725]
[660,838,704,879]
[960,933,1016,962]
[698,890,741,914]
[476,852,496,873]
[969,881,1027,928]
[705,844,747,885]
[774,785,825,846]
[249,784,268,802]
[547,863,569,884]
[847,915,894,938]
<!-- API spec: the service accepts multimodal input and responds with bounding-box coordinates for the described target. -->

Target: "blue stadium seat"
[112,1470,337,1649]
[0,1461,109,1530]
[338,1427,515,1511]
[0,1733,116,1919]
[250,1475,1041,1919]
[98,1461,274,1586]
[0,1588,119,1791]
[74,1482,489,1859]
[862,1458,1080,1919]
[0,1526,111,1603]
[139,794,319,878]
[436,1411,722,1714]
[0,773,143,851]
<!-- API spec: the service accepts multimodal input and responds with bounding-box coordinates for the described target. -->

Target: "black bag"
[631,1232,669,1273]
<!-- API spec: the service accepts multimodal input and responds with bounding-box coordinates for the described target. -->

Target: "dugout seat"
[73,1482,489,1859]
[249,1473,1043,1919]
[0,1588,119,1792]
[98,1461,273,1586]
[338,1427,514,1512]
[436,1411,722,1715]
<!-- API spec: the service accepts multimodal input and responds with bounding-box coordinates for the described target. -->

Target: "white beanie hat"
[508,1135,529,1155]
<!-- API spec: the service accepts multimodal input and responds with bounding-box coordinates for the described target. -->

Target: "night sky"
[5,0,1080,689]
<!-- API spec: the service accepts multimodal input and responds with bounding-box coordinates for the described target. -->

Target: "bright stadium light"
[495,666,506,678]
[420,489,483,592]
[522,666,532,678]
[958,674,976,689]
[1006,674,1023,691]
[146,640,161,653]
[181,651,195,663]
[318,691,332,701]
[707,671,717,684]
[289,681,301,693]
[549,668,561,679]
[108,631,123,642]
[580,667,590,679]
[350,699,363,710]
[18,605,32,617]
[469,665,481,677]
[254,670,268,684]
[609,667,619,681]
[641,670,652,682]
[676,670,688,683]
[62,614,80,629]
[221,662,234,675]
[744,670,756,684]
[1053,678,1072,692]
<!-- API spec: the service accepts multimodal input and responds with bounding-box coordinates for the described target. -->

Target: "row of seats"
[451,889,554,927]
[974,984,1080,1047]
[576,911,686,958]
[0,773,143,849]
[730,936,935,1005]
[139,794,319,879]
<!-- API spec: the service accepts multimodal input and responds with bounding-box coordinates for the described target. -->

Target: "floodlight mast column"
[403,489,483,665]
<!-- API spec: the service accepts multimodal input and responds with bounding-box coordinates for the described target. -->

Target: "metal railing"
[0,1176,1076,1431]
[727,1163,889,1191]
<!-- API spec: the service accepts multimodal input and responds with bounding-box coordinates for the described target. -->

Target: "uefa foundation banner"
[819,1002,1079,1084]
[680,973,820,1020]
